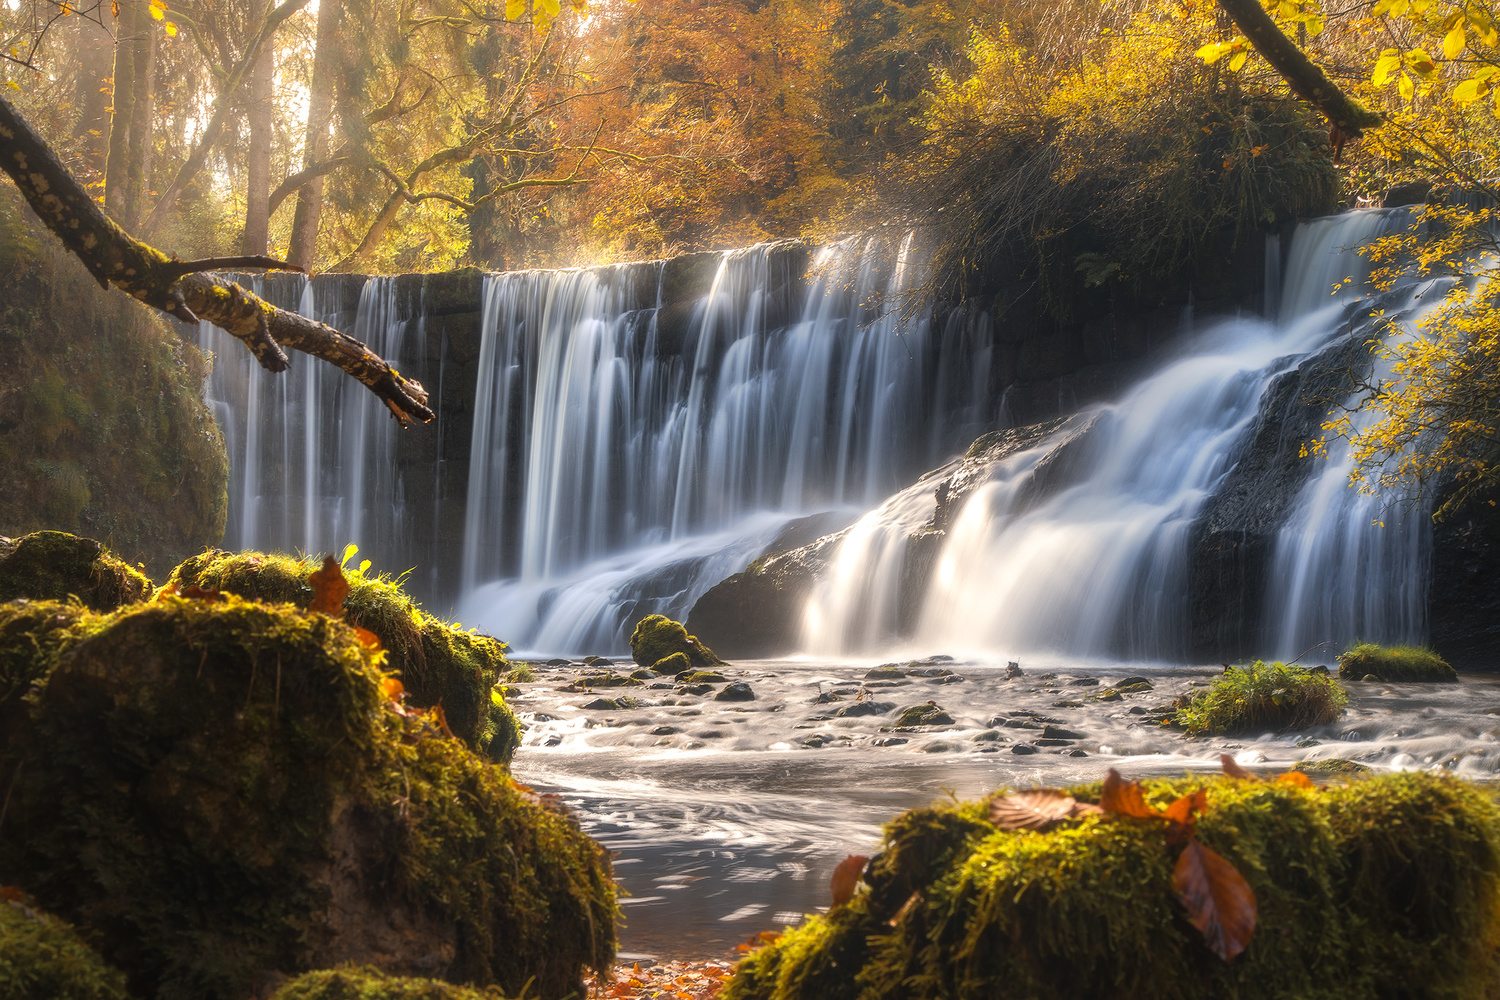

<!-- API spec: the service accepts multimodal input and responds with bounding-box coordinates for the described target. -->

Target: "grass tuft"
[1176,661,1347,736]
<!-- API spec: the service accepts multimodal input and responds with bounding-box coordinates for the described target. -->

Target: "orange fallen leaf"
[307,555,350,617]
[1101,768,1159,819]
[1276,770,1315,789]
[381,677,405,701]
[1220,754,1257,781]
[353,626,383,650]
[430,703,456,740]
[1163,789,1208,846]
[990,788,1102,831]
[830,854,869,907]
[1173,840,1257,961]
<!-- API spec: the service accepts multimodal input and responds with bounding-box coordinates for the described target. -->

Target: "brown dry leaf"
[381,677,405,702]
[1163,789,1207,846]
[990,789,1083,831]
[1220,754,1258,781]
[1173,840,1257,962]
[353,626,383,650]
[1100,769,1159,819]
[307,555,350,617]
[1276,771,1315,789]
[830,854,869,907]
[430,703,457,740]
[180,585,223,602]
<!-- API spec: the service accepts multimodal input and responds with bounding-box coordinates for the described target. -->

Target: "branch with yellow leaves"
[0,92,433,426]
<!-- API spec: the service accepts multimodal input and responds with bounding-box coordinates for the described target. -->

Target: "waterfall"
[808,209,1439,661]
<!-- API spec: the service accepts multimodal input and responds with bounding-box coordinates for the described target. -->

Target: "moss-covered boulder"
[0,531,151,610]
[272,966,507,1000]
[0,595,615,1000]
[0,898,129,1000]
[629,614,725,669]
[651,651,693,675]
[1175,661,1347,736]
[1337,643,1457,682]
[164,550,519,760]
[724,773,1500,1000]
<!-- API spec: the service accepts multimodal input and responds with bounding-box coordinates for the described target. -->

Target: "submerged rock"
[893,702,955,727]
[0,531,151,610]
[834,701,896,718]
[715,682,757,702]
[0,596,616,1000]
[629,615,725,669]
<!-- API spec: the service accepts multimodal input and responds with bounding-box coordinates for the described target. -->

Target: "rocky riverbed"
[504,654,1500,960]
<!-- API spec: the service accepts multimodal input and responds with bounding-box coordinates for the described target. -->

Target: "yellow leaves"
[1196,37,1251,70]
[1443,15,1468,59]
[1407,48,1438,79]
[1400,71,1417,101]
[149,0,165,19]
[1373,49,1403,87]
[1452,66,1500,104]
[505,0,526,20]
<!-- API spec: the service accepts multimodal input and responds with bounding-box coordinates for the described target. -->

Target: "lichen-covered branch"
[0,93,433,426]
[1214,0,1383,137]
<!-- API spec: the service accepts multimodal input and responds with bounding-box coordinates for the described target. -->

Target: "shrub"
[722,773,1500,1000]
[1337,643,1457,682]
[0,595,615,1000]
[164,549,519,759]
[272,966,508,1000]
[0,899,128,1000]
[1176,661,1348,736]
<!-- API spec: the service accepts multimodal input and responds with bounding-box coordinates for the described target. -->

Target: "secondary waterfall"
[808,209,1438,660]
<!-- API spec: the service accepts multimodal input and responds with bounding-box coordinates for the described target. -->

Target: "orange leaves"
[307,555,350,617]
[381,677,405,702]
[590,959,731,1000]
[1101,768,1159,819]
[1220,753,1317,788]
[1278,770,1316,789]
[830,855,868,907]
[990,788,1102,831]
[1173,840,1258,962]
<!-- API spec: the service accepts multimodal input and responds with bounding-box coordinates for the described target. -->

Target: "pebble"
[834,701,895,717]
[715,682,756,702]
[1010,743,1038,755]
[872,737,909,747]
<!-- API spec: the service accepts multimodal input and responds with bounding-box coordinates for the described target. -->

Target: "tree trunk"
[288,0,343,270]
[70,14,114,178]
[103,0,140,221]
[241,0,275,256]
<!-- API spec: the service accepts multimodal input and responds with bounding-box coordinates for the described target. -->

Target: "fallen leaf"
[307,555,350,617]
[1276,771,1315,789]
[1101,768,1159,819]
[430,703,456,740]
[830,854,869,906]
[381,677,405,701]
[180,585,222,602]
[1173,840,1257,961]
[353,626,383,650]
[990,788,1083,831]
[1164,789,1208,845]
[1220,754,1258,781]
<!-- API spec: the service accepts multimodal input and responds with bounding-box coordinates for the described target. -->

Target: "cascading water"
[807,209,1439,661]
[456,236,998,654]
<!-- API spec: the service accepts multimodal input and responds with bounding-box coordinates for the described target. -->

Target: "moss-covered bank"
[164,549,519,759]
[271,966,508,1000]
[0,530,152,610]
[0,594,614,1000]
[0,189,227,576]
[724,773,1500,1000]
[0,898,129,1000]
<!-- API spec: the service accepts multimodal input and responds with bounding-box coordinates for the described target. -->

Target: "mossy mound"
[1175,661,1348,736]
[1294,758,1374,776]
[723,773,1500,1000]
[0,595,615,1000]
[0,899,129,1000]
[652,651,693,675]
[0,600,93,737]
[1337,643,1457,682]
[164,550,519,760]
[630,614,725,669]
[893,703,955,727]
[272,966,508,1000]
[0,531,152,610]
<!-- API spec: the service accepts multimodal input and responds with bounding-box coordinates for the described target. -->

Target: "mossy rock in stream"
[0,898,129,1000]
[0,596,616,1000]
[163,550,519,760]
[0,531,151,610]
[722,773,1500,1000]
[1337,643,1457,682]
[630,614,725,669]
[272,966,507,1000]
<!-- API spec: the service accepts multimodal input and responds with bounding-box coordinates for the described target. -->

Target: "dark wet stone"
[864,681,907,688]
[544,734,563,747]
[1052,699,1084,708]
[921,742,954,753]
[1068,749,1089,757]
[865,665,906,679]
[929,675,966,684]
[546,658,572,666]
[972,730,1002,742]
[812,691,841,703]
[835,701,896,718]
[696,730,727,739]
[1296,738,1322,748]
[801,734,831,748]
[715,682,757,702]
[1002,719,1042,730]
[909,667,953,678]
[894,702,955,726]
[872,737,909,747]
[1089,688,1123,702]
[677,683,714,696]
[681,670,727,683]
[1042,726,1087,740]
[1010,743,1039,755]
[1034,738,1074,747]
[1115,677,1154,693]
[1005,661,1024,680]
[649,682,673,689]
[650,726,678,736]
[1068,678,1099,686]
[583,655,615,666]
[630,668,657,680]
[582,696,641,710]
[1361,674,1380,682]
[1309,665,1330,675]
[1128,706,1147,715]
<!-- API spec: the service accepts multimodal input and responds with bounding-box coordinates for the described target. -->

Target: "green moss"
[1175,661,1348,736]
[681,670,727,683]
[1337,643,1457,682]
[0,600,95,740]
[505,664,535,683]
[0,595,615,1000]
[651,651,692,675]
[0,531,152,611]
[629,614,725,669]
[272,966,509,1000]
[1293,758,1374,776]
[723,773,1500,1000]
[0,899,129,1000]
[893,703,955,727]
[164,550,518,758]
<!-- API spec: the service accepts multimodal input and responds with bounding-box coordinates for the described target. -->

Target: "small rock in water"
[677,683,714,696]
[872,737,909,747]
[1034,738,1074,747]
[921,742,954,753]
[1042,725,1087,740]
[812,690,841,704]
[1114,677,1154,693]
[894,702,955,726]
[865,664,906,679]
[801,734,831,748]
[972,730,1002,742]
[546,657,571,666]
[930,674,966,684]
[1309,665,1330,675]
[715,682,757,702]
[908,666,953,678]
[1089,688,1123,703]
[1296,738,1322,748]
[1002,718,1042,730]
[582,696,641,711]
[1361,674,1380,682]
[1127,706,1147,715]
[544,734,564,747]
[650,726,678,736]
[1051,699,1084,708]
[583,655,614,666]
[835,701,895,718]
[681,670,727,683]
[1010,743,1038,755]
[1005,661,1024,680]
[1068,749,1089,757]
[1068,677,1099,687]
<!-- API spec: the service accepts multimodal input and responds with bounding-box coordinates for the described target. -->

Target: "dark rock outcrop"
[1430,486,1500,670]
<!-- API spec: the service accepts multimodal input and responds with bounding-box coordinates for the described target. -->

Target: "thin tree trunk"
[71,14,114,178]
[241,0,274,255]
[123,0,157,228]
[287,0,342,270]
[103,0,140,221]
